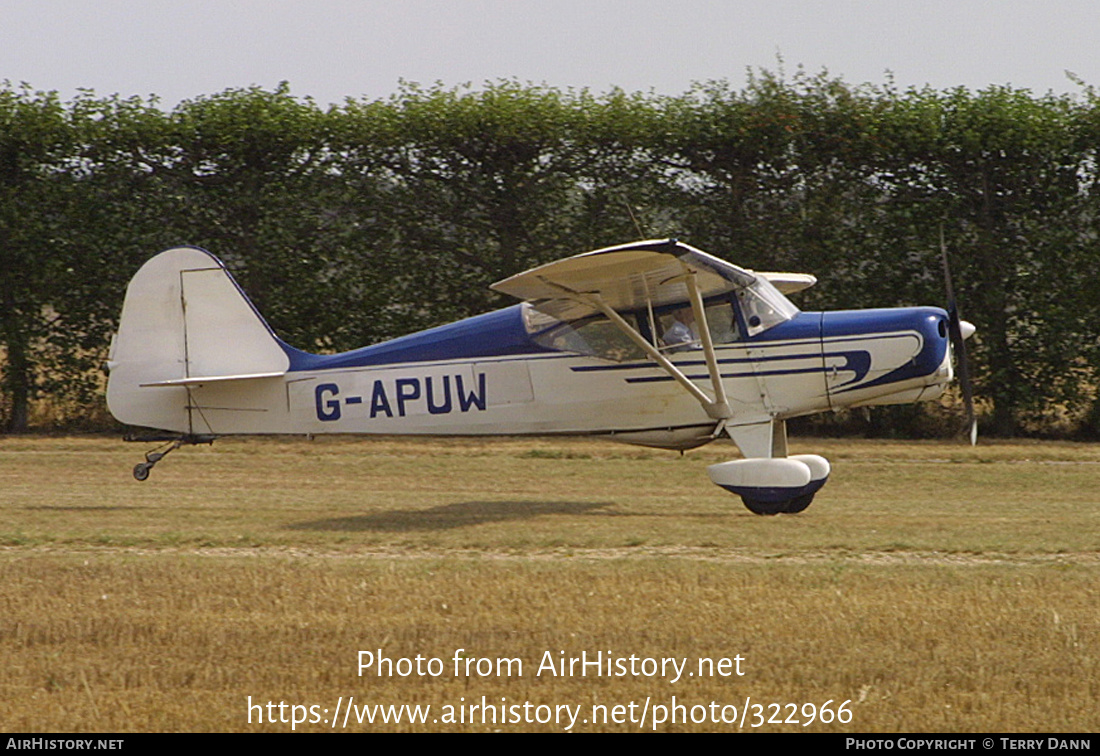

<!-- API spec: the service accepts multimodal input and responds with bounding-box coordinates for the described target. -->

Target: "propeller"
[940,229,978,445]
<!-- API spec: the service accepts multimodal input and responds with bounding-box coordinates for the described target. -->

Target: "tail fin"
[106,247,290,432]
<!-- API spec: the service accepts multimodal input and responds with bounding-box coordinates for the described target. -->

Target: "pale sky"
[2,0,1098,106]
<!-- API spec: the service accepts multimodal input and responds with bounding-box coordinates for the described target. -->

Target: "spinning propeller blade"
[941,231,977,445]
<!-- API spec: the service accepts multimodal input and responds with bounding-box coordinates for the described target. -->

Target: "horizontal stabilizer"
[757,272,816,294]
[140,371,287,388]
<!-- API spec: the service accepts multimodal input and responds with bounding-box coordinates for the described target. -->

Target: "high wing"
[492,239,759,321]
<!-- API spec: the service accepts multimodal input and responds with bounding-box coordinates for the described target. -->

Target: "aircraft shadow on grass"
[22,505,151,512]
[288,500,615,532]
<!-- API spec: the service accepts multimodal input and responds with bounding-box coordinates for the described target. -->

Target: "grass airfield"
[0,435,1097,732]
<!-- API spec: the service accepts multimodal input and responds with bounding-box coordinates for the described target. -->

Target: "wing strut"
[539,272,733,421]
[684,271,732,419]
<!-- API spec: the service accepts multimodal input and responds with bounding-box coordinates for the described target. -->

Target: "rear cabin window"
[524,309,646,362]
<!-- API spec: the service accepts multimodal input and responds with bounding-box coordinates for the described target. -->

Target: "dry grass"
[0,435,1097,732]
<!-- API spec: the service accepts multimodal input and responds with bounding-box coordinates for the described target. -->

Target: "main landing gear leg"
[128,434,215,481]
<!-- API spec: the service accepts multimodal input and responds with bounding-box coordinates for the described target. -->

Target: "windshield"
[735,277,800,337]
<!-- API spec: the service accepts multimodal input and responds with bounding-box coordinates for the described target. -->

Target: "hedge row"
[3,72,1100,435]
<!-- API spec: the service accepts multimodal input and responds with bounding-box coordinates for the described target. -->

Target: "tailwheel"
[125,434,215,481]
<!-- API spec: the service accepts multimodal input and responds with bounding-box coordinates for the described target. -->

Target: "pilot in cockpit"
[663,307,700,351]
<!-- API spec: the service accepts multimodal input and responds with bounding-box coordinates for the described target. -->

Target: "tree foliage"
[1,76,1098,436]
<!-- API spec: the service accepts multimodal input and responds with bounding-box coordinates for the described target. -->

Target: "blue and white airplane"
[106,239,975,514]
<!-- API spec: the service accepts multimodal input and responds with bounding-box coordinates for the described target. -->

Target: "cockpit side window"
[656,299,739,352]
[521,274,798,359]
[523,296,744,362]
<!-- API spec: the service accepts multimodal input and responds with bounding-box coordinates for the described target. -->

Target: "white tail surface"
[106,247,290,432]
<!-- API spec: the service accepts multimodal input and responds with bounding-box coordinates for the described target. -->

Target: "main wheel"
[741,494,816,515]
[741,498,787,515]
[784,493,816,513]
[133,463,151,481]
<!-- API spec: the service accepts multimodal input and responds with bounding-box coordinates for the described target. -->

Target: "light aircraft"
[106,239,975,514]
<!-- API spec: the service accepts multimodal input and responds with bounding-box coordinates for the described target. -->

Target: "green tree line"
[2,73,1099,437]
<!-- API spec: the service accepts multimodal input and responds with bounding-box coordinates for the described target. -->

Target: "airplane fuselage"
[152,303,952,449]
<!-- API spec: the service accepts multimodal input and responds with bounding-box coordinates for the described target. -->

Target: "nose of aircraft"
[959,320,976,340]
